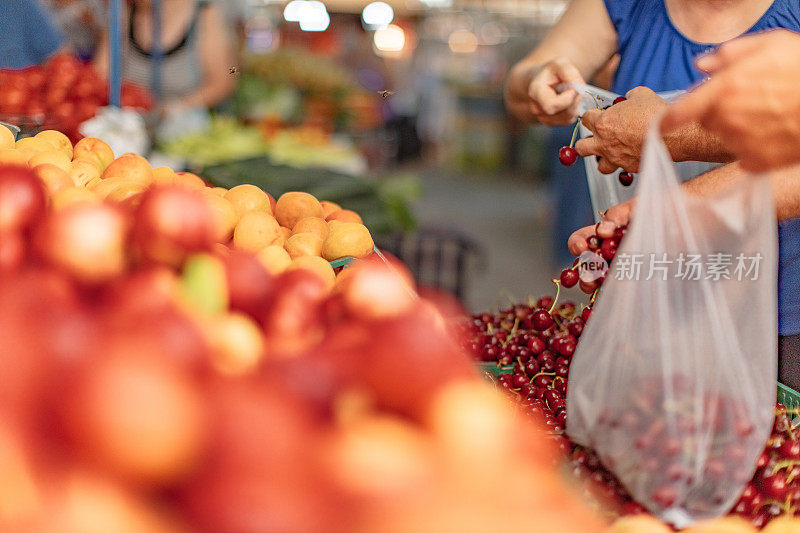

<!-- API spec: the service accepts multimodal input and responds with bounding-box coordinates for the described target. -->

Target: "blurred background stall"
[7,0,583,312]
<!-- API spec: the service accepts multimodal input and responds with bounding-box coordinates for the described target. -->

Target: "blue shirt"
[0,1,64,69]
[606,0,800,336]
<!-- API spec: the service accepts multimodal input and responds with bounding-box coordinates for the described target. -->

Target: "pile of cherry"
[558,95,635,187]
[459,224,800,528]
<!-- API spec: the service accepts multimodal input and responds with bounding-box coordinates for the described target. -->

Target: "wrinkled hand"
[508,58,584,126]
[575,87,667,174]
[661,29,800,172]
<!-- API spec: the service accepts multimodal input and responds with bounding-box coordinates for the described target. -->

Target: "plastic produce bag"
[566,121,778,527]
[80,106,150,157]
[567,83,720,218]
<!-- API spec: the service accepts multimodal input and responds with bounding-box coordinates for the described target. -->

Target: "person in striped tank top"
[94,0,235,136]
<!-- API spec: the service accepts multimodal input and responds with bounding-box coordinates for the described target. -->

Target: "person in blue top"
[0,1,68,69]
[506,0,800,388]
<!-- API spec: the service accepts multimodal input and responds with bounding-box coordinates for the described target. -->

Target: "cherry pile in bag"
[460,222,797,529]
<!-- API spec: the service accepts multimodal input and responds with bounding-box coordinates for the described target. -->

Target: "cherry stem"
[569,119,581,148]
[549,280,562,314]
[589,287,600,306]
[529,371,557,383]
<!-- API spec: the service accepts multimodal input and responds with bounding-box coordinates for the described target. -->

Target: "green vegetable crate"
[477,362,800,408]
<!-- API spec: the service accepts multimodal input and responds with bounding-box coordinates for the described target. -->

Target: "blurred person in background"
[94,0,236,139]
[506,0,800,386]
[0,0,69,69]
[39,0,105,61]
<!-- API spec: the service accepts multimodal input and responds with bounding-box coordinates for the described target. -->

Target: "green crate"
[476,362,513,381]
[778,382,800,409]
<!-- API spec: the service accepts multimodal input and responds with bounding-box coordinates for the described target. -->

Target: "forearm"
[178,79,234,110]
[667,122,735,164]
[683,161,800,221]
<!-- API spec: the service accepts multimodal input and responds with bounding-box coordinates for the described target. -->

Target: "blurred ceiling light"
[373,24,406,53]
[479,21,509,45]
[297,0,330,31]
[362,2,394,29]
[283,0,304,22]
[448,29,478,54]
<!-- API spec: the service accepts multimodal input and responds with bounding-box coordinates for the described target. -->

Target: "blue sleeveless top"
[606,0,800,336]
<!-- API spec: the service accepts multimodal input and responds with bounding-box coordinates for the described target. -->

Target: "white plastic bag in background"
[568,83,721,218]
[566,121,778,527]
[80,106,150,157]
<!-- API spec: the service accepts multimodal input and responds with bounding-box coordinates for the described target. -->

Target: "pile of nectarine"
[0,131,607,533]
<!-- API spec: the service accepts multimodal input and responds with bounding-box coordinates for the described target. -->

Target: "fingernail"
[598,220,615,234]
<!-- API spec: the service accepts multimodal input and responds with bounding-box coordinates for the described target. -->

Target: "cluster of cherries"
[558,223,627,295]
[461,213,800,527]
[465,296,800,527]
[558,95,635,187]
[465,297,589,436]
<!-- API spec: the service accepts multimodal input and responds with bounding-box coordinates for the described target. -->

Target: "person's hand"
[506,58,585,126]
[567,199,634,293]
[574,87,667,174]
[661,29,800,172]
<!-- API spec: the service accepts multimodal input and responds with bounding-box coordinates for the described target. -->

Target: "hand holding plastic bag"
[567,83,720,217]
[566,120,778,527]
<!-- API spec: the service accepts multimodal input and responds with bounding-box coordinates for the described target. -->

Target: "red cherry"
[560,268,579,288]
[559,146,578,166]
[618,172,634,186]
[531,309,554,331]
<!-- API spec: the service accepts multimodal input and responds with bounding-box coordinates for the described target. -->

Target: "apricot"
[287,255,335,289]
[152,167,177,185]
[107,182,148,203]
[224,184,271,216]
[284,232,323,260]
[326,209,362,224]
[610,516,672,533]
[256,245,292,275]
[0,149,29,166]
[175,172,206,190]
[15,136,54,153]
[320,200,342,218]
[35,130,73,158]
[684,516,758,533]
[51,187,101,210]
[73,137,115,170]
[275,191,323,229]
[101,153,153,186]
[322,223,374,261]
[0,125,15,150]
[291,216,329,241]
[201,192,238,243]
[70,159,102,187]
[232,211,281,252]
[28,150,72,173]
[33,164,74,196]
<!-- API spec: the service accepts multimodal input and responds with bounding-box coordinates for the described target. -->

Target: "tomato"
[51,101,76,126]
[0,86,26,114]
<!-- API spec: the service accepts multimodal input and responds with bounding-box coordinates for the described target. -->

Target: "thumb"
[551,58,585,84]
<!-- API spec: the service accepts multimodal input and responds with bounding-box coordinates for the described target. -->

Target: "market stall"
[2,0,799,531]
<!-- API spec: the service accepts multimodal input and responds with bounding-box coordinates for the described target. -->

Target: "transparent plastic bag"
[566,121,778,527]
[568,83,720,219]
